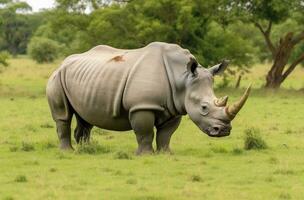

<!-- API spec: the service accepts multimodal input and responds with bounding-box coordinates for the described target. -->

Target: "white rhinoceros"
[46,42,250,154]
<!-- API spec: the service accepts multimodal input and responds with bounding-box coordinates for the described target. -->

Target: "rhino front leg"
[156,116,181,153]
[74,114,93,144]
[129,111,155,155]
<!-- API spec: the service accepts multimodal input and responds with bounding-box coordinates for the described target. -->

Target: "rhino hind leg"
[74,114,93,144]
[56,120,73,150]
[156,116,181,153]
[129,110,155,155]
[46,74,74,150]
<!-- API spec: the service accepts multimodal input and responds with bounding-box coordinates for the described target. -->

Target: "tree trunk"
[235,75,242,89]
[254,21,304,89]
[264,32,295,89]
[265,72,282,88]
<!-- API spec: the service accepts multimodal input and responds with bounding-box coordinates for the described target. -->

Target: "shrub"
[28,37,61,63]
[231,147,244,155]
[210,146,228,153]
[15,175,27,183]
[126,178,137,184]
[75,140,110,154]
[190,175,202,182]
[9,146,18,152]
[21,142,35,152]
[41,141,56,149]
[244,128,267,150]
[114,151,132,160]
[40,123,54,129]
[49,168,57,172]
[0,51,10,67]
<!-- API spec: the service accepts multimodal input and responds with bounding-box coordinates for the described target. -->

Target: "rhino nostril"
[213,126,220,132]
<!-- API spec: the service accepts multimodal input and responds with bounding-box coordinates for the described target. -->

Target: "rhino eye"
[200,103,209,116]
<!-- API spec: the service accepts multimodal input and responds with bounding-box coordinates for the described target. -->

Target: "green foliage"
[246,0,293,22]
[230,0,304,62]
[0,0,40,55]
[80,0,255,68]
[0,51,9,67]
[244,128,268,150]
[33,10,91,55]
[26,0,255,71]
[201,21,256,67]
[28,37,62,63]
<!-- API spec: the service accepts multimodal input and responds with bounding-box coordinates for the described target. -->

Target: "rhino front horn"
[225,84,252,120]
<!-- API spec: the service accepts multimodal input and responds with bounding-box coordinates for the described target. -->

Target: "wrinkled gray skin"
[46,42,246,154]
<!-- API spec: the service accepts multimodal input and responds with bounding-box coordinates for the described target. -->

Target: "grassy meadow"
[0,57,304,200]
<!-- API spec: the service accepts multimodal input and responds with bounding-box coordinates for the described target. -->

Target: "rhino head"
[184,59,251,137]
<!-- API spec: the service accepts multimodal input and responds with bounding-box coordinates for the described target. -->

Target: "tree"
[87,0,255,67]
[0,0,33,55]
[28,37,62,63]
[39,0,255,75]
[55,0,114,12]
[231,0,304,88]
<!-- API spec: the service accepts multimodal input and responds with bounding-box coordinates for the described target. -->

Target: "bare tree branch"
[253,21,265,34]
[254,21,276,58]
[265,20,272,35]
[281,52,304,82]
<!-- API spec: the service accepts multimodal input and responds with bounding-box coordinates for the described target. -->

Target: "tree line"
[0,0,303,88]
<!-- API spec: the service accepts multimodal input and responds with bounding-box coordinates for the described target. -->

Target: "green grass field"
[0,57,304,200]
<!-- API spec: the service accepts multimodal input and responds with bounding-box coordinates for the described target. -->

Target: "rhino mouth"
[200,125,231,137]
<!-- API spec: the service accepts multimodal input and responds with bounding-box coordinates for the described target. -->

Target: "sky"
[22,0,55,12]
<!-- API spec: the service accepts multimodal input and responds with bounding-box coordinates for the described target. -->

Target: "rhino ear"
[187,57,198,76]
[209,60,229,76]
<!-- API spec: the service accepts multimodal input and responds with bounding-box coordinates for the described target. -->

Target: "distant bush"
[0,51,10,66]
[28,37,62,63]
[244,128,268,150]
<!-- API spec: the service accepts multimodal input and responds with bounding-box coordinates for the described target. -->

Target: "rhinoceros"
[46,42,250,154]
